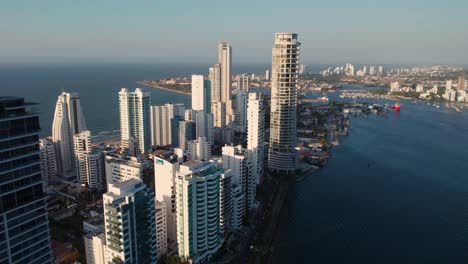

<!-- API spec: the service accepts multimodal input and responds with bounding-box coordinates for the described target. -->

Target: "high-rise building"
[155,201,168,256]
[103,179,157,263]
[268,33,301,174]
[369,66,376,76]
[378,66,384,75]
[0,97,53,264]
[194,111,214,144]
[119,88,151,156]
[151,103,185,147]
[265,70,270,80]
[247,93,265,202]
[457,75,466,91]
[222,145,249,217]
[39,137,57,188]
[74,131,105,189]
[237,74,250,91]
[175,160,229,263]
[153,151,180,247]
[218,41,233,125]
[211,101,226,128]
[209,64,222,104]
[52,92,87,177]
[178,120,197,151]
[187,137,211,161]
[235,90,248,131]
[191,75,211,113]
[231,185,245,230]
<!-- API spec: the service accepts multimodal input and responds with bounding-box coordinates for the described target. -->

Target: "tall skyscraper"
[212,101,226,128]
[150,103,185,147]
[268,33,301,174]
[265,70,270,81]
[52,92,87,177]
[176,160,229,263]
[194,111,214,144]
[235,90,248,131]
[39,137,57,188]
[178,120,197,151]
[119,88,151,156]
[0,97,53,264]
[218,41,233,124]
[74,130,105,189]
[191,75,211,113]
[247,93,265,205]
[103,179,157,263]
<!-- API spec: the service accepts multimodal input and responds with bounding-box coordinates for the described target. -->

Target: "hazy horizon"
[1,0,467,65]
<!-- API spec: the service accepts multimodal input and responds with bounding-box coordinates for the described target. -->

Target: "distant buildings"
[268,33,301,174]
[119,88,151,156]
[0,96,53,263]
[150,103,185,147]
[237,73,250,91]
[103,179,157,263]
[457,75,466,91]
[52,92,87,178]
[74,130,105,189]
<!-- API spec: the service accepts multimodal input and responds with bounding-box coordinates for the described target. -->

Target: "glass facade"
[0,97,53,264]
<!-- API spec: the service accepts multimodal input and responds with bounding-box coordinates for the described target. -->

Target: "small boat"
[390,103,401,112]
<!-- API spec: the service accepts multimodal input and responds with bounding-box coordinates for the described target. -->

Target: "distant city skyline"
[1,0,467,64]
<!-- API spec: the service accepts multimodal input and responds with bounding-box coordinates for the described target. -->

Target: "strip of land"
[137,81,191,95]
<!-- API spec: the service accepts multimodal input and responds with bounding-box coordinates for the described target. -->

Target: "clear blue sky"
[1,0,467,64]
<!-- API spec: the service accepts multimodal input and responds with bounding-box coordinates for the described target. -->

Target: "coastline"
[136,81,191,96]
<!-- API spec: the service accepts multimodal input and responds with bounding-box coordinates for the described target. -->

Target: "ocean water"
[276,96,468,263]
[0,63,279,139]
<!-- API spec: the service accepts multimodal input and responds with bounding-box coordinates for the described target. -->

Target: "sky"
[1,0,467,65]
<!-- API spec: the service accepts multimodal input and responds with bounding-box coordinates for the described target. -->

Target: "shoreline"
[136,81,191,96]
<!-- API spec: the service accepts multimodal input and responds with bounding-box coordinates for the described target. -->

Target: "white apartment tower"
[74,131,105,189]
[151,103,185,147]
[209,64,222,103]
[39,137,57,187]
[119,88,151,156]
[155,201,168,256]
[247,92,265,187]
[154,152,180,247]
[187,136,212,161]
[237,74,250,90]
[52,92,87,176]
[191,75,211,112]
[268,33,301,174]
[83,232,106,264]
[103,179,157,263]
[218,41,233,125]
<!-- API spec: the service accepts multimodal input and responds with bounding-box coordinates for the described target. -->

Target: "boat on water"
[390,103,401,112]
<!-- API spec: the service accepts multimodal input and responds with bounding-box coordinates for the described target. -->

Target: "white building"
[218,41,233,125]
[74,131,106,189]
[369,66,376,76]
[176,160,229,263]
[237,74,250,91]
[52,92,87,177]
[155,201,168,256]
[194,111,214,144]
[187,137,211,161]
[119,88,151,156]
[265,70,270,80]
[378,66,384,75]
[390,82,400,92]
[154,151,180,247]
[39,137,56,188]
[212,101,226,128]
[151,103,185,147]
[269,33,301,174]
[103,179,157,263]
[222,145,248,221]
[416,84,424,93]
[84,232,106,264]
[209,64,222,105]
[192,75,211,112]
[105,154,148,186]
[247,92,265,188]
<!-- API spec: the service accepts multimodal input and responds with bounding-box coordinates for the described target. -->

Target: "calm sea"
[276,90,468,263]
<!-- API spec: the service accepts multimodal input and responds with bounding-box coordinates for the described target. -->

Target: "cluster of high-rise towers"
[0,33,300,264]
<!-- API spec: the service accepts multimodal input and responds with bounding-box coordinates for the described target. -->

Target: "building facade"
[0,97,53,264]
[268,33,301,174]
[39,137,56,188]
